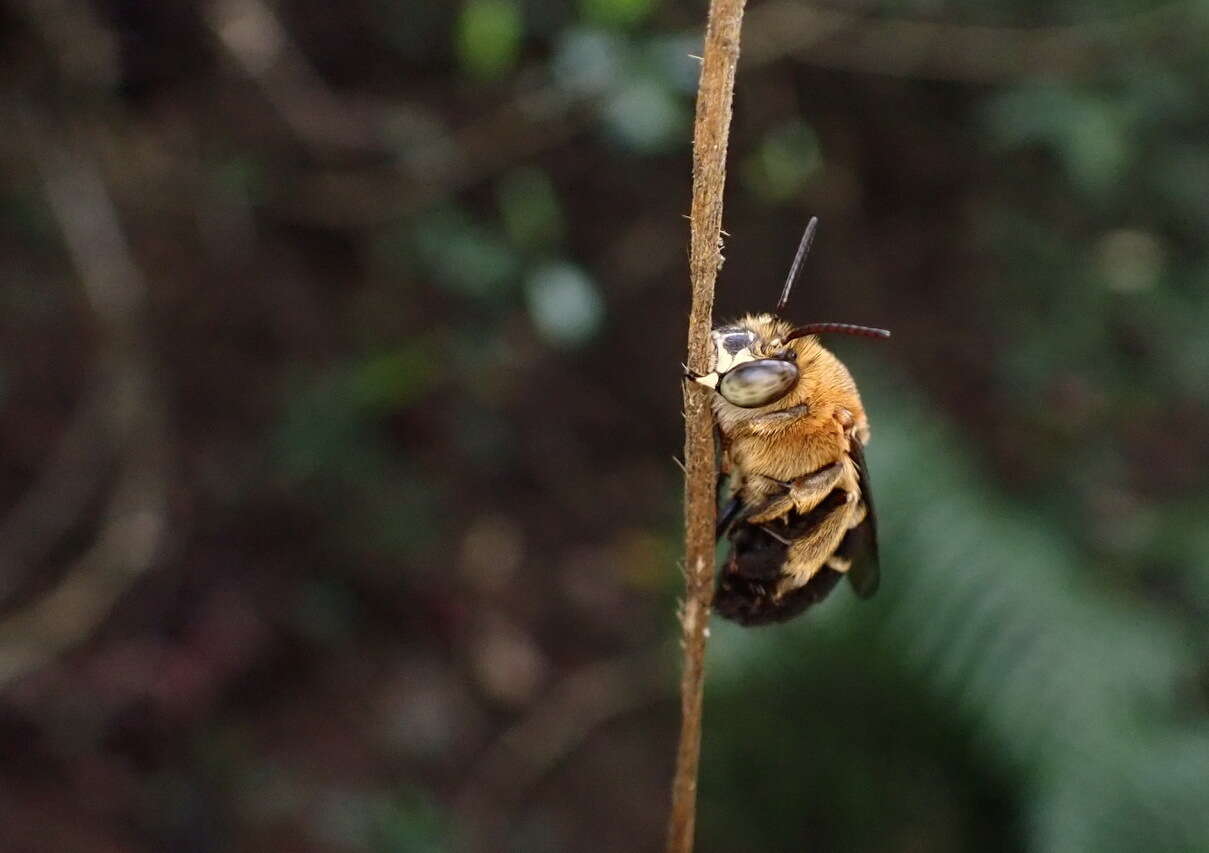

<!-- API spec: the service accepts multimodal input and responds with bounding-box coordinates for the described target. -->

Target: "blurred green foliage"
[525,261,604,347]
[497,166,564,250]
[580,0,659,29]
[743,120,823,204]
[457,0,523,80]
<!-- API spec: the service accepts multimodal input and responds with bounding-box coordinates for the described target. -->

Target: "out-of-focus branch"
[205,0,388,155]
[455,650,668,852]
[7,0,120,90]
[270,85,595,227]
[745,0,1190,82]
[668,0,746,851]
[206,0,594,225]
[234,0,1193,229]
[0,143,168,690]
[0,386,112,602]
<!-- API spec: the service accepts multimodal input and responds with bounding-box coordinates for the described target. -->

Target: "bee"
[687,217,889,625]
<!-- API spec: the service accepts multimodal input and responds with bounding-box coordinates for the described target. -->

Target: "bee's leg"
[788,462,844,510]
[716,489,853,625]
[748,462,843,524]
[775,492,856,588]
[741,490,796,526]
[727,488,850,584]
[758,525,792,546]
[716,496,744,539]
[717,492,779,539]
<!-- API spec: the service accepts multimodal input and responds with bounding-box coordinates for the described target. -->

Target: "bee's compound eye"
[718,359,799,408]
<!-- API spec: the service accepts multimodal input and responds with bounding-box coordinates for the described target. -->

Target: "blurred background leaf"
[457,0,524,80]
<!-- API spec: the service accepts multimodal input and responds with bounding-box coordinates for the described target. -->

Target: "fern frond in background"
[705,374,1209,853]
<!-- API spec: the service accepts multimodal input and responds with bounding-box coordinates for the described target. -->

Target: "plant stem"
[667,1,747,851]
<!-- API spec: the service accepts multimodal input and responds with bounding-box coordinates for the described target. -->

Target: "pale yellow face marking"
[713,346,757,375]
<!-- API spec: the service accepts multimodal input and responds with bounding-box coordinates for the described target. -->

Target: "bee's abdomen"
[715,565,842,625]
[715,488,850,625]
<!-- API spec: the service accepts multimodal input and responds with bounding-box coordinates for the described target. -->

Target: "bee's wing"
[717,495,743,539]
[714,426,741,539]
[841,440,880,598]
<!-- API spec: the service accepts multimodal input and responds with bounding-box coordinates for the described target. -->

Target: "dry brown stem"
[667,1,747,851]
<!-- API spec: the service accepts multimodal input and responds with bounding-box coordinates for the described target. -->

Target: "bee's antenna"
[783,323,892,342]
[776,216,818,313]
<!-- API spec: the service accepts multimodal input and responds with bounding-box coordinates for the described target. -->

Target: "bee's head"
[690,319,801,408]
[685,217,890,409]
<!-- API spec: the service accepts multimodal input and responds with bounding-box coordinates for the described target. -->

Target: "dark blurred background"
[3,0,1209,851]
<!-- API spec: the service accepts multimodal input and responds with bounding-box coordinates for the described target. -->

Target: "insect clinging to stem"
[685,217,890,625]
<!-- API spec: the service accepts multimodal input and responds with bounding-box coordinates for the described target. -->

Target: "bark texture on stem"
[667,1,747,851]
